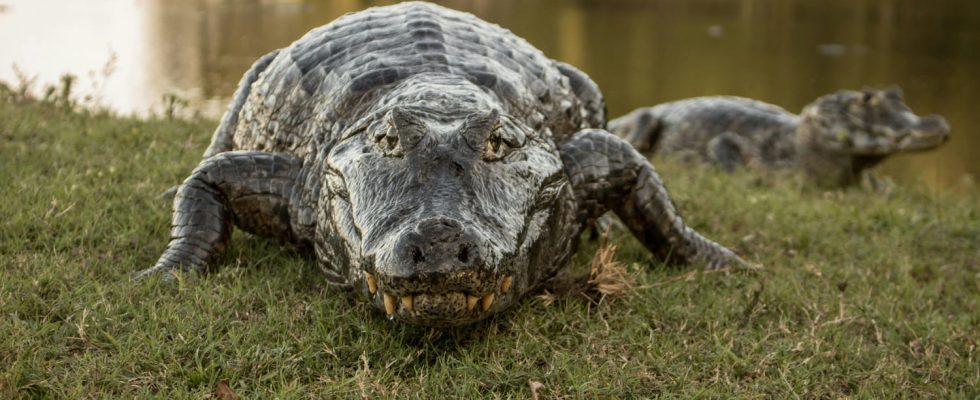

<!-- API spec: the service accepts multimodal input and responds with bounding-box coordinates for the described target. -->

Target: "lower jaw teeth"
[481,293,495,311]
[383,294,395,316]
[466,294,479,311]
[401,295,414,311]
[379,289,500,317]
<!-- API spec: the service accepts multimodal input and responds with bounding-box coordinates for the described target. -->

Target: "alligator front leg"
[136,151,313,280]
[561,129,748,269]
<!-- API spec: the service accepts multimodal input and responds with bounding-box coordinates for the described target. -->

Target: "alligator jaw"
[897,117,951,152]
[367,273,512,325]
[898,133,949,152]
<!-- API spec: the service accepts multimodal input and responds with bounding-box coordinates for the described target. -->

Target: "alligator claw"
[131,265,191,283]
[158,185,179,200]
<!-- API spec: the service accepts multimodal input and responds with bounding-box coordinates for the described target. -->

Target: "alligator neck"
[792,116,865,187]
[759,122,803,167]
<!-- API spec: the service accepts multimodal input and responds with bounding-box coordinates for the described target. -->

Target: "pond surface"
[1,0,978,191]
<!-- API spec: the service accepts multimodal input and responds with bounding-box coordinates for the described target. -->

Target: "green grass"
[1,84,977,399]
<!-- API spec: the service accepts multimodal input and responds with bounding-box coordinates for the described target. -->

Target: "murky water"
[1,0,978,191]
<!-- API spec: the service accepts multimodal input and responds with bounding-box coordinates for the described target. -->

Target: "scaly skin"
[139,2,746,327]
[608,88,951,187]
[560,130,742,269]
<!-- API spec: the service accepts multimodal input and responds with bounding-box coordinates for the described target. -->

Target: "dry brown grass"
[538,229,636,305]
[586,231,634,297]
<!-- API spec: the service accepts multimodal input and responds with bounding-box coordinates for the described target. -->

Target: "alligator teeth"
[500,275,513,293]
[383,293,395,316]
[481,293,495,312]
[401,295,414,311]
[365,272,378,294]
[466,294,479,311]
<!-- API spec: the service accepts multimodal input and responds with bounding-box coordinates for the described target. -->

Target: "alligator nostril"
[412,247,425,264]
[450,161,464,177]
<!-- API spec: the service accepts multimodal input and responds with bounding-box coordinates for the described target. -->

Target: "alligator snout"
[917,115,951,137]
[400,217,478,272]
[901,114,951,151]
[364,217,513,325]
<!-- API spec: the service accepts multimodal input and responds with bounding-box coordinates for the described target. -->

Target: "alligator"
[136,2,748,327]
[607,88,951,187]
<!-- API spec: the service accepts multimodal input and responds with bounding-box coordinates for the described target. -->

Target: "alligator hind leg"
[136,151,312,280]
[607,110,662,155]
[554,61,606,129]
[706,132,756,172]
[561,129,748,269]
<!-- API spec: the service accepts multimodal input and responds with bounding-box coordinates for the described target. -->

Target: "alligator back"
[652,97,797,153]
[221,2,587,159]
[608,96,800,167]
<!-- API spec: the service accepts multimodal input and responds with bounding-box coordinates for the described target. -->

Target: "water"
[1,0,978,191]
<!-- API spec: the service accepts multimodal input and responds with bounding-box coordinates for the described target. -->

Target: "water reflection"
[0,0,977,190]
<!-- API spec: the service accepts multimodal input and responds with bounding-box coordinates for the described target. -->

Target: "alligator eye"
[885,85,904,100]
[376,108,426,156]
[862,92,878,106]
[374,128,400,152]
[482,122,528,162]
[482,126,509,161]
[325,169,349,199]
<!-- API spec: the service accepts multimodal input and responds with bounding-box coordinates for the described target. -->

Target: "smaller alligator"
[607,87,950,187]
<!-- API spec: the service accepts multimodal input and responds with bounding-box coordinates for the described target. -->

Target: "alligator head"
[799,85,950,156]
[796,85,950,185]
[321,76,568,326]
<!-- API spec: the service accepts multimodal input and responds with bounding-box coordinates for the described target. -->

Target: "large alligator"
[137,2,747,327]
[607,88,950,187]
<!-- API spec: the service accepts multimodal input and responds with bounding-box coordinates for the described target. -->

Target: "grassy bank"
[1,87,977,398]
